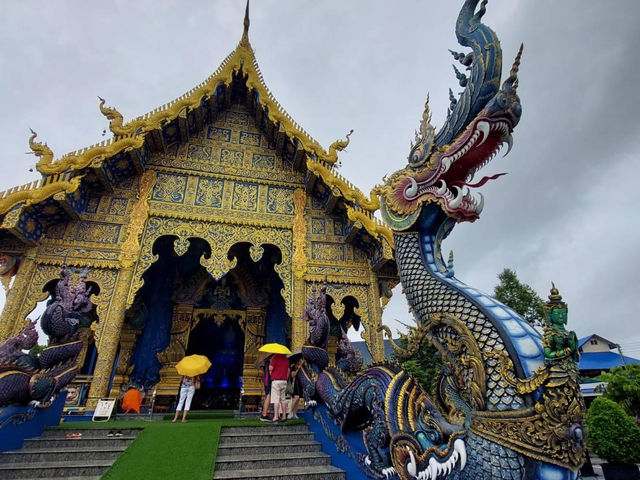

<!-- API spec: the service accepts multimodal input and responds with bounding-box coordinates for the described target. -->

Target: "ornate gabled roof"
[0,3,393,262]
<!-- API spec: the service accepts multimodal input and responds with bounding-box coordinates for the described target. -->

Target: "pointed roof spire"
[241,0,250,45]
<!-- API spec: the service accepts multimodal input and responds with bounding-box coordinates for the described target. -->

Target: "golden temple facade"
[0,6,397,410]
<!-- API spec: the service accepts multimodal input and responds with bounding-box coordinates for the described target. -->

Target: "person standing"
[259,355,272,421]
[288,358,304,419]
[173,375,200,423]
[268,353,289,423]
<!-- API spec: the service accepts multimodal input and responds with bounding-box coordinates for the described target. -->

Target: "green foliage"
[494,268,545,326]
[28,344,45,358]
[393,338,442,395]
[585,397,640,464]
[598,364,640,418]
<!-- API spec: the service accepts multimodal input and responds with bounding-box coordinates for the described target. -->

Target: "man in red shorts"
[268,353,289,423]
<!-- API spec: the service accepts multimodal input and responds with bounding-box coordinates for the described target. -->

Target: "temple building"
[0,6,397,411]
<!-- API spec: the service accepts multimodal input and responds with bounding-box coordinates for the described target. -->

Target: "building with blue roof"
[577,334,640,404]
[578,334,640,378]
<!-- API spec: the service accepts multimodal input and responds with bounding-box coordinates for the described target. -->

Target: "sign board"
[92,398,116,422]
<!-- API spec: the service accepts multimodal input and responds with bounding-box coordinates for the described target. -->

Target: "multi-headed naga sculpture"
[0,266,98,407]
[299,2,585,479]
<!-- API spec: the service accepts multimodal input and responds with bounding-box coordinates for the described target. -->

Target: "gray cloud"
[1,1,638,355]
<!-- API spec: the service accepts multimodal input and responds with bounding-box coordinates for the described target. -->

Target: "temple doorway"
[121,236,289,410]
[186,310,245,409]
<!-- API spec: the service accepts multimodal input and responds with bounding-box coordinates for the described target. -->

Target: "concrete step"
[42,427,141,439]
[22,436,137,450]
[214,465,346,480]
[0,460,112,479]
[0,445,126,463]
[221,424,309,434]
[215,451,332,471]
[218,430,314,445]
[216,440,322,456]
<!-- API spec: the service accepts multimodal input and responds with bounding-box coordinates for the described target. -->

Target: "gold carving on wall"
[152,173,187,203]
[128,216,293,313]
[249,245,264,262]
[120,171,157,268]
[193,308,246,328]
[0,253,36,341]
[231,182,259,211]
[292,189,307,279]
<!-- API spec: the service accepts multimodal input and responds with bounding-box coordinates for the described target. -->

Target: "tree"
[598,364,640,420]
[393,337,442,396]
[494,268,545,327]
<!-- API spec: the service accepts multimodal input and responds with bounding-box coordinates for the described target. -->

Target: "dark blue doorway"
[186,311,245,409]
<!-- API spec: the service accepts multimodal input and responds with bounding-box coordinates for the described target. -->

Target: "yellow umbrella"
[175,354,212,377]
[258,343,292,355]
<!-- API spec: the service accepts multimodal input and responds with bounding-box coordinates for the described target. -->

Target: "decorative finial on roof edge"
[241,0,250,45]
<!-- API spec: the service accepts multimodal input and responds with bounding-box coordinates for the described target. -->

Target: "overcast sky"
[1,1,639,356]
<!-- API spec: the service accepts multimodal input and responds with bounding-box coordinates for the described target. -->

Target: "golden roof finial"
[240,0,250,46]
[28,128,54,164]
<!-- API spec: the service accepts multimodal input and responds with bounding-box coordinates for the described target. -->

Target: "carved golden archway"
[126,216,293,313]
[303,281,384,362]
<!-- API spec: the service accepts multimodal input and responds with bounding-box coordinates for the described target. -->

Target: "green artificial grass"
[54,416,305,480]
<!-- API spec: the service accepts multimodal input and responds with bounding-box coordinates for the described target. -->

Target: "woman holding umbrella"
[172,354,210,423]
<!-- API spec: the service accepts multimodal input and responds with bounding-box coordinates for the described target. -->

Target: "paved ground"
[580,454,603,479]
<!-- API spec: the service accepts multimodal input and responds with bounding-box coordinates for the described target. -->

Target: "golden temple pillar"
[291,188,307,350]
[87,170,156,408]
[86,266,134,408]
[109,323,139,399]
[0,252,36,342]
[367,271,385,362]
[242,307,266,396]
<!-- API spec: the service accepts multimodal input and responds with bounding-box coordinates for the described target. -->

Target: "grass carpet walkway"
[56,415,304,480]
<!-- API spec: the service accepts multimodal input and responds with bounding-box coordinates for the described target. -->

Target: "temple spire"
[241,0,250,45]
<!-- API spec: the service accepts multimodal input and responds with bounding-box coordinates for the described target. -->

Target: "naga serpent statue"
[299,2,585,480]
[0,266,98,407]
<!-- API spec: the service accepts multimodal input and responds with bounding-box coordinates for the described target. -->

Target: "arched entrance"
[118,236,289,409]
[186,310,245,409]
[326,294,362,363]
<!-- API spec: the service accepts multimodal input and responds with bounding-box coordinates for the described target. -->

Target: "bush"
[586,397,640,464]
[598,364,640,419]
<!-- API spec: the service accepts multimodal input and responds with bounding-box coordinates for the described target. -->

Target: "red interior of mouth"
[441,131,504,188]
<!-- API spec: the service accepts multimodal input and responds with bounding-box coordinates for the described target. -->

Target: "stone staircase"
[0,427,141,479]
[214,424,345,480]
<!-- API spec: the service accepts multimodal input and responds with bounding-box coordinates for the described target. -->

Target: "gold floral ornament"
[173,237,191,256]
[249,244,264,262]
[330,301,345,320]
